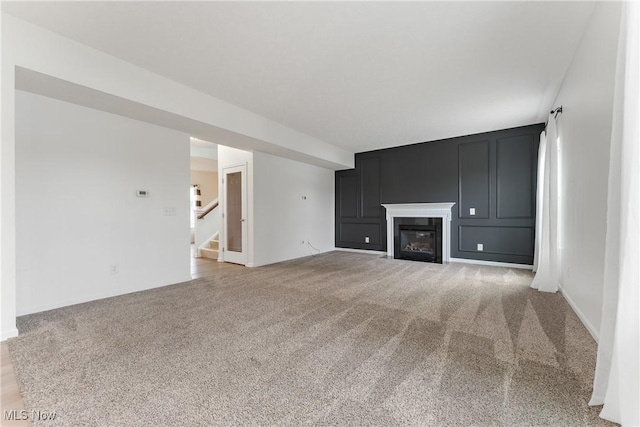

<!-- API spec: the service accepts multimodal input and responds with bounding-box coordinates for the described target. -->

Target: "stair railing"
[194,198,220,258]
[197,200,219,220]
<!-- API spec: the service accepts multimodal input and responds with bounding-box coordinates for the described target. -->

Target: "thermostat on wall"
[136,190,150,197]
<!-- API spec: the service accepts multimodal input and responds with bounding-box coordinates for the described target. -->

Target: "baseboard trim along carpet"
[558,284,600,343]
[334,247,388,256]
[449,257,534,270]
[1,328,19,341]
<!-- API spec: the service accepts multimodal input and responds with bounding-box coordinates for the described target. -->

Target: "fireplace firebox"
[398,225,439,262]
[391,216,443,263]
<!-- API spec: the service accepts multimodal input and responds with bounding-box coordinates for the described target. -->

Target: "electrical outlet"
[110,264,119,275]
[365,236,370,243]
[470,207,476,216]
[477,243,484,251]
[163,207,177,216]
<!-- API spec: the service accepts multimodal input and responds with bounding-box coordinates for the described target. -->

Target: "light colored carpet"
[8,252,613,426]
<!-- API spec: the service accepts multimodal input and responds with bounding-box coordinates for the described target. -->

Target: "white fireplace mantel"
[382,202,456,263]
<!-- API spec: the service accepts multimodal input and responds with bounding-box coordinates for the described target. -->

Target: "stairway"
[199,238,219,260]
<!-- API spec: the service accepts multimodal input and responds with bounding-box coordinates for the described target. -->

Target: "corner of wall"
[558,285,599,342]
[1,328,19,342]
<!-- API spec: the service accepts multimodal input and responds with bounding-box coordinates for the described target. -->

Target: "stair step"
[209,239,219,249]
[200,247,219,260]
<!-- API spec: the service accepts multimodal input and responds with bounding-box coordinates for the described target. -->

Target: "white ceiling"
[190,156,218,173]
[2,1,596,153]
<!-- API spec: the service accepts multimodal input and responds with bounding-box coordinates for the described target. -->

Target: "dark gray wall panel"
[459,225,534,256]
[339,223,381,245]
[458,140,490,219]
[335,123,543,264]
[338,172,358,218]
[360,157,381,218]
[497,135,535,218]
[380,141,458,205]
[335,167,385,251]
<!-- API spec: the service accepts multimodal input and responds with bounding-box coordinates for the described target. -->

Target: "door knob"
[241,219,245,222]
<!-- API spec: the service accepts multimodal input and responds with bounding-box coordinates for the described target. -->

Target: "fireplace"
[382,203,455,263]
[399,225,439,263]
[392,215,444,264]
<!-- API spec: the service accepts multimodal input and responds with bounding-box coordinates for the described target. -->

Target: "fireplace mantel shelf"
[382,203,456,263]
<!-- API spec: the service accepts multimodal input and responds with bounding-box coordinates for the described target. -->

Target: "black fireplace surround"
[394,217,443,263]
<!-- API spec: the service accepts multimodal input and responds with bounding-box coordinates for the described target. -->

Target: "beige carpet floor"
[8,252,613,426]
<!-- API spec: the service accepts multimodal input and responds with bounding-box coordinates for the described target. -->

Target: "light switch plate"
[365,236,370,243]
[477,243,484,251]
[163,207,177,216]
[470,207,476,216]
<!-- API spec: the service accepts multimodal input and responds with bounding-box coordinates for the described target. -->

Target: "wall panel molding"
[335,123,543,264]
[458,225,534,256]
[458,140,490,219]
[496,134,535,219]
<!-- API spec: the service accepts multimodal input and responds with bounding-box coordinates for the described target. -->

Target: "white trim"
[335,248,387,256]
[450,257,533,270]
[382,202,456,262]
[1,328,19,341]
[558,284,599,343]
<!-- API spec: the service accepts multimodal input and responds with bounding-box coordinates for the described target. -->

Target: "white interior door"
[223,165,247,265]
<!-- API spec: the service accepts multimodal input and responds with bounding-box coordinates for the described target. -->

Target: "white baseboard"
[335,248,387,256]
[558,284,599,343]
[1,328,19,341]
[449,257,533,270]
[334,251,533,269]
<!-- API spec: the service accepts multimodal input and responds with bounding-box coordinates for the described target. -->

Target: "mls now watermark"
[4,409,57,421]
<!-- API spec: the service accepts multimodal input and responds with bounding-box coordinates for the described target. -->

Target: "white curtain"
[589,2,639,425]
[532,131,547,272]
[531,115,560,292]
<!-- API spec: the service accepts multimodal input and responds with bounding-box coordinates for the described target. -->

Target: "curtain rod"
[550,106,563,119]
[545,106,563,130]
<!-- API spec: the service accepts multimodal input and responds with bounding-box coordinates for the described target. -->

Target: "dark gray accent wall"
[459,140,490,219]
[335,123,543,264]
[335,158,386,250]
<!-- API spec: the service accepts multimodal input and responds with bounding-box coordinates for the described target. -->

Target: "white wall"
[217,146,334,268]
[15,90,191,315]
[553,2,621,339]
[253,151,335,267]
